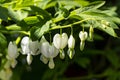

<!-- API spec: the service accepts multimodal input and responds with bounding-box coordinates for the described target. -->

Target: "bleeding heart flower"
[40,36,59,69]
[7,41,19,68]
[53,33,68,59]
[79,31,88,51]
[67,35,75,59]
[53,33,68,49]
[21,36,40,65]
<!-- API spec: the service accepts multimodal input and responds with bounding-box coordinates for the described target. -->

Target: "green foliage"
[0,0,120,80]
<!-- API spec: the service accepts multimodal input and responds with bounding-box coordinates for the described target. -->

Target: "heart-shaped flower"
[53,33,68,59]
[67,35,75,59]
[53,33,68,49]
[21,36,40,65]
[7,41,19,68]
[79,31,88,51]
[40,36,59,69]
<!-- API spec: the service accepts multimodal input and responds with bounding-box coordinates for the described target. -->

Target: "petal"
[61,33,68,49]
[48,58,55,69]
[29,40,40,55]
[8,42,18,59]
[11,59,17,68]
[79,31,88,41]
[40,55,49,64]
[68,35,75,49]
[49,44,59,58]
[40,42,50,58]
[80,41,85,51]
[59,49,65,59]
[67,49,75,59]
[26,54,33,65]
[53,33,61,49]
[21,36,30,55]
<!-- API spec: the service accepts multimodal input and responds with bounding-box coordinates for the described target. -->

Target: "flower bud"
[89,26,94,41]
[80,41,85,51]
[59,49,65,59]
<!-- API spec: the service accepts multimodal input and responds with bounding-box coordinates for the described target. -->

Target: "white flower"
[79,31,88,51]
[7,41,19,68]
[53,33,68,49]
[40,36,59,69]
[79,31,88,41]
[68,35,75,49]
[67,35,75,59]
[53,33,68,59]
[21,36,40,65]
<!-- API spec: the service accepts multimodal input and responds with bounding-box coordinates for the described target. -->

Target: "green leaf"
[0,6,8,21]
[30,20,52,40]
[70,1,105,16]
[5,24,21,30]
[97,25,117,37]
[0,33,7,48]
[30,6,51,21]
[8,8,28,22]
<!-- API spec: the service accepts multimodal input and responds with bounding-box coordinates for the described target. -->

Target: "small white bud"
[79,31,88,41]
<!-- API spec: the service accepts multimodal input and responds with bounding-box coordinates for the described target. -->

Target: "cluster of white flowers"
[7,31,88,69]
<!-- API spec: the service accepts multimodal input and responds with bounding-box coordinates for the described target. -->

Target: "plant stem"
[50,18,95,30]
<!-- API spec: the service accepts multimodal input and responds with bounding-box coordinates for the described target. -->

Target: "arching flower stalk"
[21,36,40,65]
[79,31,88,51]
[40,36,59,69]
[7,41,19,68]
[53,33,68,59]
[67,35,75,59]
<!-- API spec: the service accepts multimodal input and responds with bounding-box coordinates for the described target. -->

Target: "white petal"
[59,50,65,59]
[61,33,68,49]
[53,33,61,49]
[67,49,75,59]
[49,44,59,58]
[21,36,30,55]
[80,41,85,51]
[8,42,18,59]
[79,31,88,41]
[40,55,48,64]
[40,42,50,58]
[29,40,40,55]
[26,54,33,65]
[68,35,75,49]
[48,58,55,69]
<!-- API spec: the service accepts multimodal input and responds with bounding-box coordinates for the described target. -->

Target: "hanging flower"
[21,36,40,65]
[89,26,94,41]
[7,41,19,68]
[53,33,68,59]
[79,31,88,51]
[67,35,75,59]
[40,36,59,69]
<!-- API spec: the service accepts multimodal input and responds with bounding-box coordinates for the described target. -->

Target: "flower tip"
[27,54,33,65]
[48,59,55,69]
